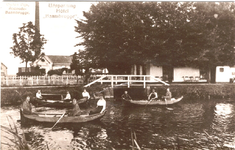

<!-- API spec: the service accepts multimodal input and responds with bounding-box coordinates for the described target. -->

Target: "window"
[41,58,45,62]
[219,68,224,72]
[19,68,22,73]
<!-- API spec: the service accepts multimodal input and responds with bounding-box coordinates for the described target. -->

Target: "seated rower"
[121,91,132,100]
[82,89,90,99]
[64,91,71,101]
[89,94,106,115]
[162,88,172,101]
[36,90,43,100]
[67,99,81,116]
[82,89,91,107]
[148,89,158,101]
[22,96,34,115]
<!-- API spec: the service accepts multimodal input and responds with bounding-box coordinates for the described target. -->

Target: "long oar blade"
[51,112,66,129]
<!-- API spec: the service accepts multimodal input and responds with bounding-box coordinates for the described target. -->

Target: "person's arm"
[88,93,90,99]
[155,92,158,98]
[121,94,124,99]
[64,94,71,100]
[100,101,106,113]
[36,93,39,98]
[148,93,151,100]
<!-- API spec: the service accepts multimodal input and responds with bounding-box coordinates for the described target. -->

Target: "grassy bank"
[1,83,235,105]
[114,83,235,100]
[150,83,235,100]
[1,84,107,106]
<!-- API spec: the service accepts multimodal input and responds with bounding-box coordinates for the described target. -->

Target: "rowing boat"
[20,109,106,124]
[123,96,183,106]
[31,98,88,108]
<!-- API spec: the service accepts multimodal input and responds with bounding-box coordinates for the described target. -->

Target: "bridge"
[84,75,169,88]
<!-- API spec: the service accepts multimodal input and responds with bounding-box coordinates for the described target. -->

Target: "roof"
[1,62,7,69]
[47,55,72,63]
[47,55,72,66]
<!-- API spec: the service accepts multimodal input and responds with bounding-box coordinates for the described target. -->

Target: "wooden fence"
[1,75,84,86]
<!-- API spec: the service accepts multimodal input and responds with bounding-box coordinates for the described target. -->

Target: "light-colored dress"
[82,91,90,99]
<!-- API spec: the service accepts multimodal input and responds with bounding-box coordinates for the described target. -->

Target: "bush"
[47,68,68,76]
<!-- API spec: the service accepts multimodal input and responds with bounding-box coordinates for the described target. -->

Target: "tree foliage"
[75,2,235,74]
[11,21,47,71]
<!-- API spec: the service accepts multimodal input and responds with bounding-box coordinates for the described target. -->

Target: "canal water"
[1,98,235,149]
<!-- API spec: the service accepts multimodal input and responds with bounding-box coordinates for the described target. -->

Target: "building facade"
[1,62,7,76]
[32,55,72,74]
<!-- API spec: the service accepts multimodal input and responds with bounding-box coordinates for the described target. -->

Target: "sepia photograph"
[1,1,235,149]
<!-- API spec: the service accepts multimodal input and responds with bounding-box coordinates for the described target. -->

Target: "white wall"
[173,67,200,82]
[33,57,53,74]
[148,64,162,77]
[216,66,231,82]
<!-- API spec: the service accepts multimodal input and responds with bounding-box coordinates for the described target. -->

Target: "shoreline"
[1,83,235,106]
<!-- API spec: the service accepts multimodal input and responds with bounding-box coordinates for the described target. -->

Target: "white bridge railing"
[1,75,84,86]
[85,75,169,88]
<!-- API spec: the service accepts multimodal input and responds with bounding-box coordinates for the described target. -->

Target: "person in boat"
[82,89,91,107]
[64,91,71,101]
[82,89,90,99]
[121,91,132,100]
[36,90,43,99]
[162,88,172,101]
[67,99,81,116]
[89,94,106,115]
[22,96,33,115]
[148,88,158,101]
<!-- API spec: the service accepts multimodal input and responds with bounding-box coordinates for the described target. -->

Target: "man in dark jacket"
[121,91,132,100]
[22,96,33,114]
[68,99,81,116]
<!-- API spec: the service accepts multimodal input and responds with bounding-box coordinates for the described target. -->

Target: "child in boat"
[36,90,43,99]
[22,96,33,114]
[67,99,81,116]
[162,88,172,101]
[89,94,106,115]
[64,91,71,101]
[148,88,158,100]
[121,91,132,100]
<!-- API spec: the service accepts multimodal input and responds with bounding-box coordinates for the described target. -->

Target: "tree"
[70,52,84,75]
[191,2,235,82]
[10,21,47,71]
[75,2,235,75]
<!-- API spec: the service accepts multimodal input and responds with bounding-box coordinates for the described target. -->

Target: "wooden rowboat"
[20,109,106,124]
[123,96,183,106]
[31,98,88,108]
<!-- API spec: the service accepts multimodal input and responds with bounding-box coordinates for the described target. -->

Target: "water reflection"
[1,99,235,149]
[213,103,235,133]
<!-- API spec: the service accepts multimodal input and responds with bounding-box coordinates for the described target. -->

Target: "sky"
[0,1,96,75]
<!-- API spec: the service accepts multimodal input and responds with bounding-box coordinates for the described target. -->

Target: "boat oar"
[51,112,66,129]
[144,99,153,110]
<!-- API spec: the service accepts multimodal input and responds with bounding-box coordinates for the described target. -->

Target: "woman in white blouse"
[82,89,90,99]
[89,94,106,115]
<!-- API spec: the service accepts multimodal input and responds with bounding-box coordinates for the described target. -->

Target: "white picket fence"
[1,75,84,86]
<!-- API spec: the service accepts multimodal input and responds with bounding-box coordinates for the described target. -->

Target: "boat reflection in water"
[1,99,235,149]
